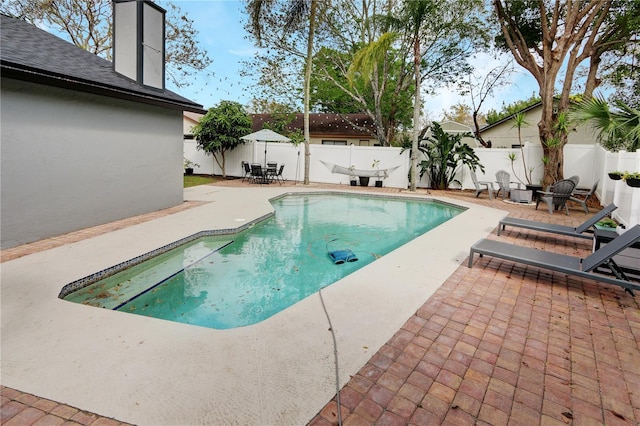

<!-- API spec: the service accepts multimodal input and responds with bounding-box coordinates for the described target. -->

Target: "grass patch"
[183,174,218,187]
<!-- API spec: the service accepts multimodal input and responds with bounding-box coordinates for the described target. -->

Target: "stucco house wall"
[480,103,597,148]
[1,80,184,248]
[0,10,202,249]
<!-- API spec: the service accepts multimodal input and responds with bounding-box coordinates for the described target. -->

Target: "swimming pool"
[61,193,463,329]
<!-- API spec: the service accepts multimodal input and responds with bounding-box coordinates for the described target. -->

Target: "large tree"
[192,100,252,178]
[314,0,414,147]
[345,0,488,190]
[0,0,212,88]
[311,45,414,146]
[247,0,318,185]
[494,0,639,185]
[402,0,488,190]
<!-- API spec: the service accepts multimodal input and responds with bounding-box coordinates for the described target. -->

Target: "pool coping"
[59,191,465,300]
[1,185,507,425]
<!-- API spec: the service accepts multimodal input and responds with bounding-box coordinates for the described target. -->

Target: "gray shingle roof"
[0,14,203,113]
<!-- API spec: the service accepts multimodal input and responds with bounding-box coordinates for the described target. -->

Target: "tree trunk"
[472,111,487,147]
[410,37,420,192]
[302,0,317,185]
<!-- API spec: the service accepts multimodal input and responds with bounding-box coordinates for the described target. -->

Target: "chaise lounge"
[468,224,640,295]
[497,203,617,239]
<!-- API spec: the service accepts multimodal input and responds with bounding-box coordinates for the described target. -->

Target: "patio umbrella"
[240,129,291,167]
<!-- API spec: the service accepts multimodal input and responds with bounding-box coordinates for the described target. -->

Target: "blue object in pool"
[329,249,358,264]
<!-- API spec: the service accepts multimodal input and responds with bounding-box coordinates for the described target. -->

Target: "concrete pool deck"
[1,184,503,425]
[2,181,639,425]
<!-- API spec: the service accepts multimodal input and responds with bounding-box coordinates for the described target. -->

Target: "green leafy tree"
[247,0,318,185]
[442,103,477,127]
[485,93,541,124]
[0,0,212,88]
[311,46,413,145]
[418,122,484,190]
[348,0,488,190]
[494,0,638,185]
[192,101,252,178]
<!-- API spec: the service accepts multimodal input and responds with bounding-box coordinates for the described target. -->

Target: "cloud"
[229,47,259,57]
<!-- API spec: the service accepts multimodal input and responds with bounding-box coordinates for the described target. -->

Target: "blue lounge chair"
[469,224,640,295]
[497,203,617,239]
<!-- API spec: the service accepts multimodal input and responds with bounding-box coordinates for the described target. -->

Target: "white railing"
[185,140,639,226]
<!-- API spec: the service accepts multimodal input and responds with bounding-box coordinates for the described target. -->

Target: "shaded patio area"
[2,180,639,425]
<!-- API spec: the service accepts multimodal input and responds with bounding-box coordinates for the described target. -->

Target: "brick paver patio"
[2,179,638,425]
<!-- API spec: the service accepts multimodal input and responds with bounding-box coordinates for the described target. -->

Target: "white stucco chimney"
[113,0,165,90]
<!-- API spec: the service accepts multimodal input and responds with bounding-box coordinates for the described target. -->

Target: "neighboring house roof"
[480,102,542,132]
[437,120,473,133]
[252,113,377,138]
[0,14,204,113]
[184,111,204,124]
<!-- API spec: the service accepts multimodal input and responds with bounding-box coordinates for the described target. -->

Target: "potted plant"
[349,165,357,186]
[184,158,199,175]
[623,172,640,187]
[372,159,383,187]
[608,171,623,180]
[594,218,618,230]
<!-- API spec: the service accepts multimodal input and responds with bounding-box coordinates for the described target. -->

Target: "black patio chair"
[250,163,266,184]
[274,164,285,184]
[265,163,277,183]
[241,161,250,182]
[535,179,576,215]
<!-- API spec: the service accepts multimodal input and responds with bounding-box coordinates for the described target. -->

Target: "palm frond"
[570,96,616,141]
[347,32,398,86]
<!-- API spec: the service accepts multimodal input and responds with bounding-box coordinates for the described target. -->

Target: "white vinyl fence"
[185,140,640,227]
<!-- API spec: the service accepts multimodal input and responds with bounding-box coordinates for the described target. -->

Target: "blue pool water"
[63,193,463,329]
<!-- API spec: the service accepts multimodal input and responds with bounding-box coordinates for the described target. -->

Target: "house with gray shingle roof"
[0,5,204,249]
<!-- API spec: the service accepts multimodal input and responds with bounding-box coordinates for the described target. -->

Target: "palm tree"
[511,112,531,184]
[404,0,436,192]
[248,0,318,184]
[571,96,640,152]
[347,0,434,192]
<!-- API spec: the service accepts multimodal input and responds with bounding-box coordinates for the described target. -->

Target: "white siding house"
[479,102,597,148]
[0,8,204,249]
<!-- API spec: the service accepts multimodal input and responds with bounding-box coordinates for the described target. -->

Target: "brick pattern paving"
[309,190,640,426]
[2,179,639,426]
[1,386,133,426]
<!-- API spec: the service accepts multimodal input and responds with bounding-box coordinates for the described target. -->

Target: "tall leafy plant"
[511,112,531,184]
[418,123,484,190]
[192,101,252,178]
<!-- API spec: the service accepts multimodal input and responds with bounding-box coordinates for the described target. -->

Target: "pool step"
[64,239,233,309]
